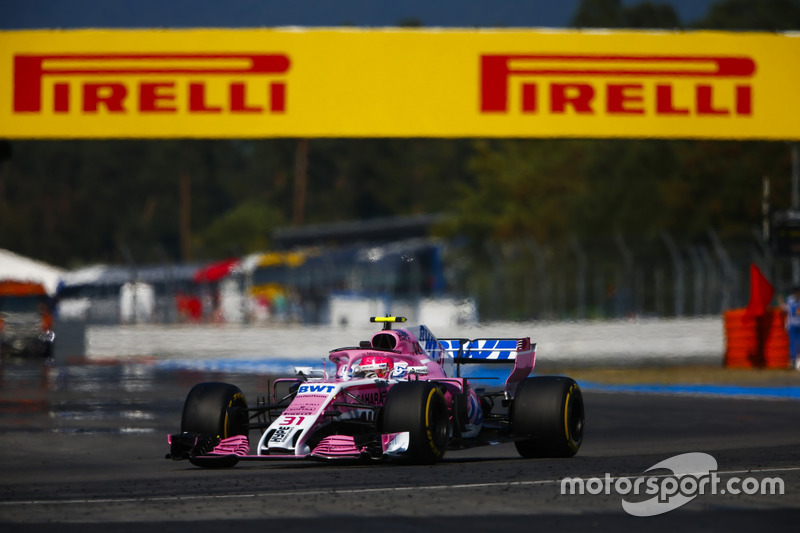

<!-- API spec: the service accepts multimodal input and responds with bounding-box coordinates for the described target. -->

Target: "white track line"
[2,466,799,507]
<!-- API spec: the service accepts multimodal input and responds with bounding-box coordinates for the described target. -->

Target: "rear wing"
[439,338,533,363]
[439,337,536,396]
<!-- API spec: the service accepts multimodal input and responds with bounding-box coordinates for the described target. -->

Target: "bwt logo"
[13,53,290,115]
[480,54,756,117]
[298,384,336,395]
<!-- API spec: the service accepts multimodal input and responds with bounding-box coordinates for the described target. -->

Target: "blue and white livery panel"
[440,337,537,395]
[439,338,534,362]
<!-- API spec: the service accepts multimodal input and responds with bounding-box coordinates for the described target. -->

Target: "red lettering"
[551,83,594,114]
[270,82,286,113]
[607,84,644,114]
[521,83,537,113]
[696,85,728,115]
[481,55,512,112]
[656,84,689,115]
[140,82,176,113]
[13,53,290,114]
[736,85,752,115]
[230,82,262,113]
[189,82,222,113]
[480,53,756,115]
[54,83,69,113]
[13,55,44,112]
[83,83,127,113]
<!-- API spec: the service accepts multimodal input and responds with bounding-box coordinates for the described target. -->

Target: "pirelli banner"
[2,28,800,139]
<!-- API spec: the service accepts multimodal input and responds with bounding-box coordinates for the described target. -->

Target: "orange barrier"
[761,308,790,369]
[723,309,759,367]
[723,308,790,368]
[0,280,48,296]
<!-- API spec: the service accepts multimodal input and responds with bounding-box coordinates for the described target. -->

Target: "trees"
[443,0,800,254]
[571,0,800,31]
[3,0,800,271]
[0,138,473,266]
[692,0,800,31]
[571,0,680,29]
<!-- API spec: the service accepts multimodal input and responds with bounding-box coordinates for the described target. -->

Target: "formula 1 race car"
[167,316,584,467]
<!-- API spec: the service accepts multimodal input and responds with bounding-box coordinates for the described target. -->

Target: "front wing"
[167,431,410,466]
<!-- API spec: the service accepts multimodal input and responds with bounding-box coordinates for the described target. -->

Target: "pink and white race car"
[167,316,584,467]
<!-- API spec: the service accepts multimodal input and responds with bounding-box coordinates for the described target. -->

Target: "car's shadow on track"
[168,454,527,473]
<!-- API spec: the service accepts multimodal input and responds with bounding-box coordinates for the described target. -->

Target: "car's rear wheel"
[382,381,448,464]
[181,382,249,439]
[512,376,584,458]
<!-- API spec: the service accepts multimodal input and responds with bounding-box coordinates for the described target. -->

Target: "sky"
[0,0,716,29]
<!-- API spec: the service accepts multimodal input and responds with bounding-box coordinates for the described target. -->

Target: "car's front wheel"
[181,382,249,439]
[382,381,449,464]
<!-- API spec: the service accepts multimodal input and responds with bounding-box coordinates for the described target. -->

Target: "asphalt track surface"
[1,360,799,532]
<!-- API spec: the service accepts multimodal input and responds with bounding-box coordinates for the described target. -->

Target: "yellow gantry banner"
[2,28,800,139]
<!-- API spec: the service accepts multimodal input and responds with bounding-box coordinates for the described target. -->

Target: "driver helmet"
[359,355,394,378]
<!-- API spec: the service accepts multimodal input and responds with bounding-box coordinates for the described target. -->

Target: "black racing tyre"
[180,382,249,439]
[512,376,584,458]
[382,381,449,464]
